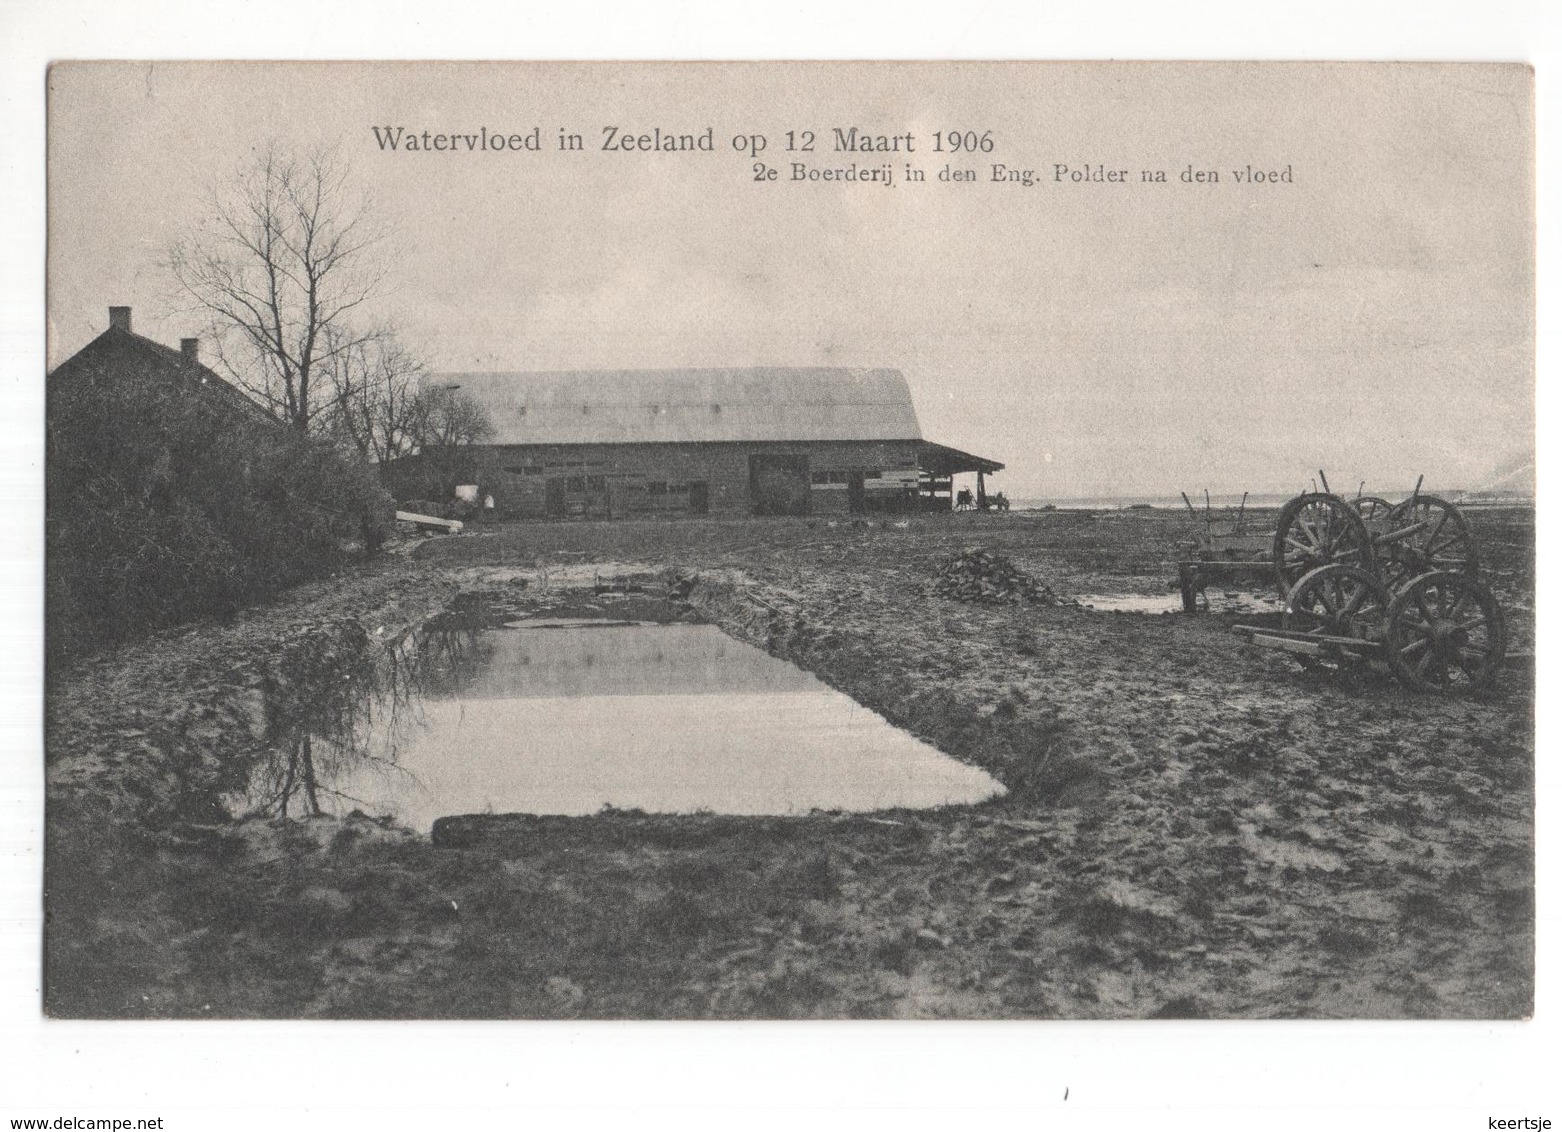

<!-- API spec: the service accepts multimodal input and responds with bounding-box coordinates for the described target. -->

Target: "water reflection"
[235,617,1004,827]
[238,626,482,819]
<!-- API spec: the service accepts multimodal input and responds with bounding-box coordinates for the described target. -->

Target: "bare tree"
[168,142,391,433]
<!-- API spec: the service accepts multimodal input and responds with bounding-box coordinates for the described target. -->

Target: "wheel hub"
[1431,619,1466,652]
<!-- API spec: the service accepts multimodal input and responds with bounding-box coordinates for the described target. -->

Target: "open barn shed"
[383,367,1003,519]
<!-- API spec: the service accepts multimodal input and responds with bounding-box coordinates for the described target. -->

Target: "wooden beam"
[396,510,464,532]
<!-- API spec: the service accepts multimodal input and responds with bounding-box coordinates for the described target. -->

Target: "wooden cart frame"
[1182,474,1509,692]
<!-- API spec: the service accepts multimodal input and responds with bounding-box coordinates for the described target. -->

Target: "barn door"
[748,455,811,516]
[544,477,566,518]
[847,471,866,514]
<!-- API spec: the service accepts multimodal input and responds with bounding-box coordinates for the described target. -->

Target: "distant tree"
[167,142,391,434]
[409,385,495,450]
[408,385,495,497]
[315,326,427,463]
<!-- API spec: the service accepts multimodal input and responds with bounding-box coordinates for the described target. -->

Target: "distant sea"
[1012,492,1299,512]
[1011,489,1529,512]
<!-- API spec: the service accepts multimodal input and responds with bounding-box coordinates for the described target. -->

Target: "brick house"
[48,306,277,429]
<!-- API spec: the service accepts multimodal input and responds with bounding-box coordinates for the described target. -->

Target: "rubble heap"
[932,548,1063,606]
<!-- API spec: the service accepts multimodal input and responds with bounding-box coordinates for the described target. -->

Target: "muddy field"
[43,506,1535,1018]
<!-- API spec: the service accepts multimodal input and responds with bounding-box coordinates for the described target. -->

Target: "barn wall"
[448,439,922,519]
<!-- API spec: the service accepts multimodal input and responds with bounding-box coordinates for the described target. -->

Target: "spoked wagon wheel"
[1351,496,1395,521]
[1385,570,1507,694]
[1378,495,1479,589]
[1284,564,1392,639]
[1272,492,1374,599]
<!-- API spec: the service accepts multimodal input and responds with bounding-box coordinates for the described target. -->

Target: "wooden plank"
[1233,624,1370,648]
[1201,535,1273,551]
[1247,634,1329,657]
[395,510,464,532]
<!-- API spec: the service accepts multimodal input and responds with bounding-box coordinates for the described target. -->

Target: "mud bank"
[47,560,457,822]
[680,571,1089,804]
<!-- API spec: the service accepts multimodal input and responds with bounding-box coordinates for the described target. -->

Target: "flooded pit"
[1075,591,1283,615]
[237,614,1004,830]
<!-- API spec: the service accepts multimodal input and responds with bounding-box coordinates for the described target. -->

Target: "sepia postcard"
[42,61,1534,1024]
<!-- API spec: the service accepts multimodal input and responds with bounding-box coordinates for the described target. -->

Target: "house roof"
[432,367,926,446]
[48,325,277,428]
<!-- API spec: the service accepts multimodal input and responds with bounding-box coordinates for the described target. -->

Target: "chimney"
[180,338,200,365]
[108,306,132,332]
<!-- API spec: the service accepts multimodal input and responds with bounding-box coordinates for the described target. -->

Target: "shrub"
[46,368,393,668]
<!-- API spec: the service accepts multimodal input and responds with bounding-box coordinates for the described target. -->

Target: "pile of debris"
[932,548,1063,606]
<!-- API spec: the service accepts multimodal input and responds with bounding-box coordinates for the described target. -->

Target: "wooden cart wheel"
[1272,492,1374,599]
[1351,496,1394,521]
[1284,564,1392,639]
[1378,495,1479,590]
[1385,571,1507,693]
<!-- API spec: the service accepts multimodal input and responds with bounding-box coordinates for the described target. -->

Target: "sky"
[46,61,1534,498]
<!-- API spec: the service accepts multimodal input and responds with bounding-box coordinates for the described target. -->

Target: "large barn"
[387,367,1003,519]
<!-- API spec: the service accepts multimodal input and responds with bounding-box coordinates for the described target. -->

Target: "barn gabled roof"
[432,367,925,446]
